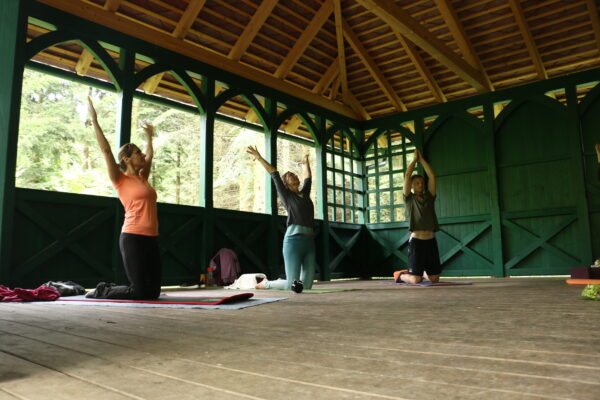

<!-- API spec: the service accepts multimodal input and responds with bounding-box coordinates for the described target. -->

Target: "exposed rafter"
[329,76,341,100]
[312,60,338,95]
[283,116,303,135]
[343,21,406,112]
[103,0,121,13]
[142,73,164,94]
[74,0,122,80]
[75,48,95,76]
[334,0,348,94]
[433,0,493,91]
[274,0,334,79]
[173,0,207,39]
[508,0,547,80]
[37,0,359,119]
[344,91,369,120]
[354,0,489,92]
[585,0,600,55]
[396,32,446,103]
[228,0,279,61]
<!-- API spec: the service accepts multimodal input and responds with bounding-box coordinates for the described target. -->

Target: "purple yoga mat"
[387,281,473,287]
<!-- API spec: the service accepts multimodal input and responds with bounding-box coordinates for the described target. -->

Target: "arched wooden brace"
[134,65,207,114]
[323,124,361,154]
[363,125,416,153]
[423,111,483,146]
[273,108,320,145]
[578,81,600,117]
[26,31,123,91]
[214,88,269,130]
[494,95,565,132]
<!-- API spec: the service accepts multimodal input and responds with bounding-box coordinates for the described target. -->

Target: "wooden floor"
[0,278,598,400]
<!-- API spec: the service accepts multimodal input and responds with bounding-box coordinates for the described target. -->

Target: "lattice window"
[365,130,415,224]
[325,130,363,223]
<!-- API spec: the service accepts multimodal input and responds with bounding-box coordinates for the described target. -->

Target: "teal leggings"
[265,234,316,290]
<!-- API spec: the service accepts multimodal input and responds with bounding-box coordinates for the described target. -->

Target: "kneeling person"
[398,149,441,284]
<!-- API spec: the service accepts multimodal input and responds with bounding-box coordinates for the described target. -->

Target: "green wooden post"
[265,99,278,277]
[0,0,27,285]
[110,48,136,283]
[116,48,135,146]
[566,85,593,265]
[316,117,331,281]
[200,77,215,276]
[483,103,506,277]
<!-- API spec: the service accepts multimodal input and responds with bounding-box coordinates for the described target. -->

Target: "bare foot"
[255,280,268,289]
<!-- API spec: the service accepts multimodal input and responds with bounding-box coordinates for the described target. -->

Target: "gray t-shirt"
[403,192,439,232]
[271,172,314,228]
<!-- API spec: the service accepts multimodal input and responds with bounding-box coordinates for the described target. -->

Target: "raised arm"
[247,146,276,174]
[403,151,418,196]
[88,97,120,184]
[302,154,312,180]
[140,122,154,180]
[417,149,436,196]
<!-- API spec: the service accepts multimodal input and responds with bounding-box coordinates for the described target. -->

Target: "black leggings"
[100,233,162,300]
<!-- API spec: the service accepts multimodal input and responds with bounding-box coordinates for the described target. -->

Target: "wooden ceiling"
[29,0,600,129]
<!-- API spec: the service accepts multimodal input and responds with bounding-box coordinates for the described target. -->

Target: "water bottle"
[207,267,215,287]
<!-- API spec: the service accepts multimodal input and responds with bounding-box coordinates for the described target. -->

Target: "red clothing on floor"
[0,285,60,302]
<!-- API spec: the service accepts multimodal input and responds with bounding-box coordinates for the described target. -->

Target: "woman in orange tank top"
[85,97,162,299]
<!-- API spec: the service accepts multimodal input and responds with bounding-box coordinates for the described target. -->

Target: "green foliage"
[581,284,600,300]
[18,69,116,196]
[17,69,318,212]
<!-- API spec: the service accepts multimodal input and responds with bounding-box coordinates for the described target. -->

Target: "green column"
[316,117,330,281]
[116,48,135,146]
[264,99,278,277]
[0,0,27,285]
[111,48,136,282]
[200,77,215,275]
[483,103,506,277]
[566,85,593,265]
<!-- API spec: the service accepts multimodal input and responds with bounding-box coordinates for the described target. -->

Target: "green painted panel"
[496,98,581,274]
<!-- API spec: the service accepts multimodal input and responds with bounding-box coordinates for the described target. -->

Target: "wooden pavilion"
[1,1,600,398]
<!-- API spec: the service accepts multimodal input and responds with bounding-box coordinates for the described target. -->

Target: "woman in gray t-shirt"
[246,146,316,293]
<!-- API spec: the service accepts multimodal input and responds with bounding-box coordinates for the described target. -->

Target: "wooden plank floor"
[1,278,599,400]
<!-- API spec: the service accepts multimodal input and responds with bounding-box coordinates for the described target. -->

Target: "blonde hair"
[117,143,138,172]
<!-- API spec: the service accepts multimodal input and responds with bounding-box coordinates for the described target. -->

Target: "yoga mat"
[302,288,356,293]
[566,279,600,285]
[39,293,285,309]
[387,281,473,287]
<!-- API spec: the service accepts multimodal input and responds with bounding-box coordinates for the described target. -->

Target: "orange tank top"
[113,173,158,236]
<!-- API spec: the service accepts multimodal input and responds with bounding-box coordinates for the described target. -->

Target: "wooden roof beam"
[274,0,334,79]
[395,32,446,103]
[75,48,95,76]
[354,0,489,92]
[508,0,547,80]
[344,91,370,120]
[343,20,406,112]
[433,0,492,91]
[37,0,359,119]
[75,0,122,78]
[173,0,207,39]
[228,0,279,61]
[334,0,348,94]
[143,73,164,94]
[585,0,600,55]
[104,0,121,13]
[312,60,338,94]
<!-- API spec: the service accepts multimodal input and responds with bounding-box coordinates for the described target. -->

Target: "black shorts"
[407,237,441,276]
